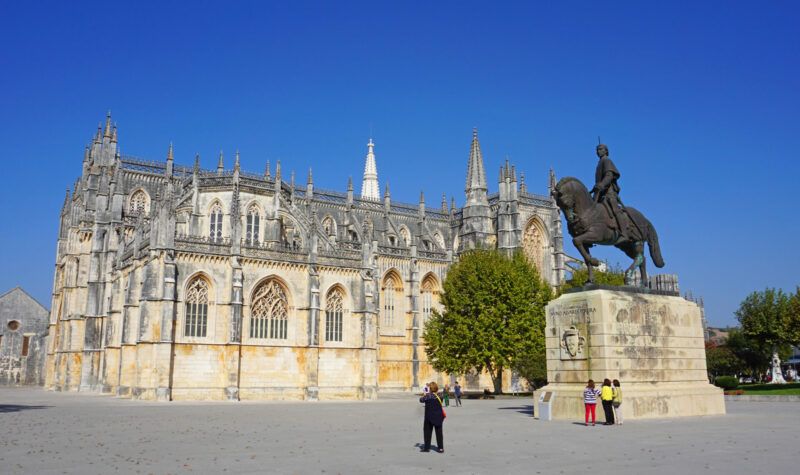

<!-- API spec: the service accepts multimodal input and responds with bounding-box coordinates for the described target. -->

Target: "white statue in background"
[770,352,786,384]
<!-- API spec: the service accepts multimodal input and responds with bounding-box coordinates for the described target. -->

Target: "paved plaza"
[0,388,794,474]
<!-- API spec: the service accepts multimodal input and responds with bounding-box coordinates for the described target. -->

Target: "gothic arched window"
[382,272,402,329]
[209,202,223,242]
[184,277,209,337]
[421,275,439,324]
[128,190,149,215]
[322,216,336,237]
[325,287,344,342]
[522,218,548,274]
[399,227,410,246]
[246,204,260,244]
[433,232,445,250]
[250,280,289,339]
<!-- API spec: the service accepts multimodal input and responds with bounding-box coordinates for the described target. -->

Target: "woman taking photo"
[419,382,445,452]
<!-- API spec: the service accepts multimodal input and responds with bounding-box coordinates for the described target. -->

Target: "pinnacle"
[465,128,488,194]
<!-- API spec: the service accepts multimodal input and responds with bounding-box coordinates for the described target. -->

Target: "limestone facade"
[44,114,565,401]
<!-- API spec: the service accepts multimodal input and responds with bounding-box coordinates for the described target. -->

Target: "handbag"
[435,394,447,419]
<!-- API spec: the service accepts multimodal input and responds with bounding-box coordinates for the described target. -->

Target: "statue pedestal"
[534,289,725,420]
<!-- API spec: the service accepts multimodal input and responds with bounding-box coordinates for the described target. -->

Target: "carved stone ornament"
[559,325,586,360]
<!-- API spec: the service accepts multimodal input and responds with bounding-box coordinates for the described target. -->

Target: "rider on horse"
[590,144,638,243]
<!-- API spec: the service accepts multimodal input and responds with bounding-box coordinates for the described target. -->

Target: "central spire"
[360,138,380,201]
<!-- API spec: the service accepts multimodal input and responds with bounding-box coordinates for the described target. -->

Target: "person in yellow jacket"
[600,378,615,425]
[612,379,623,425]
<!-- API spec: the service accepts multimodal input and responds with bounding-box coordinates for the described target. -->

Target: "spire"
[548,167,556,194]
[94,123,102,143]
[111,124,118,143]
[384,182,390,198]
[234,150,240,171]
[83,145,90,163]
[465,128,488,204]
[520,171,527,193]
[166,142,174,162]
[103,111,112,138]
[264,160,271,180]
[441,193,447,212]
[217,150,224,175]
[360,138,380,201]
[307,167,313,184]
[275,160,281,182]
[450,196,456,212]
[347,176,353,191]
[193,153,200,175]
[419,190,425,203]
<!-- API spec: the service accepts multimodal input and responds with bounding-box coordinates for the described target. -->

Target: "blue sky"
[1,1,798,326]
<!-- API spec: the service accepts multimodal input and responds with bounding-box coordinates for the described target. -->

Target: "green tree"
[725,328,772,379]
[736,288,800,378]
[511,345,548,389]
[423,250,552,394]
[560,266,625,292]
[705,341,744,381]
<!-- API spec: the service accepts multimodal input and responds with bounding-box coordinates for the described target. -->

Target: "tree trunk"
[491,364,503,394]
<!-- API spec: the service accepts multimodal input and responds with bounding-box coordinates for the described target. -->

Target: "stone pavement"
[0,388,795,474]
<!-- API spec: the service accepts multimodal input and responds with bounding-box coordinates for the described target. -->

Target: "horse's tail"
[647,220,665,268]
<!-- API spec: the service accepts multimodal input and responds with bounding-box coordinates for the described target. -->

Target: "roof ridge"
[0,287,50,312]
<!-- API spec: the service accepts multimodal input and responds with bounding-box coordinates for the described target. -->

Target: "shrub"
[714,376,739,390]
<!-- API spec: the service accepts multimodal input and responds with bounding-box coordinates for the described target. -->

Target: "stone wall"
[0,288,49,386]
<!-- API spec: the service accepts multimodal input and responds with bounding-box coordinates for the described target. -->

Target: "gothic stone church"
[44,113,566,400]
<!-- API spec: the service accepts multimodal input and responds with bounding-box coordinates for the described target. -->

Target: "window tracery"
[325,287,344,342]
[421,276,439,324]
[246,204,260,244]
[184,277,209,338]
[128,190,149,215]
[250,280,289,339]
[522,218,547,273]
[382,273,402,329]
[209,202,223,242]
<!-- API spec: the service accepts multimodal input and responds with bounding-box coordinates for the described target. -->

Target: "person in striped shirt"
[583,379,601,426]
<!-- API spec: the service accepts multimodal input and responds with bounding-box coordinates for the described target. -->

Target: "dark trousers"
[423,420,443,450]
[454,395,461,406]
[602,400,615,424]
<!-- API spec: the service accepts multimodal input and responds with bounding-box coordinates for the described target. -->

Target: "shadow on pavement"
[497,405,533,415]
[0,404,51,414]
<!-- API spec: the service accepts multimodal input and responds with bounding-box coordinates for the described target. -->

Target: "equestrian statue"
[551,143,664,285]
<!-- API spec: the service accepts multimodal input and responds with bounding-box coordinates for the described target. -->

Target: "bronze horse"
[552,177,664,285]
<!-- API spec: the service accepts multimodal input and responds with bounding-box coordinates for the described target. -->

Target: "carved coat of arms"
[559,325,587,360]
